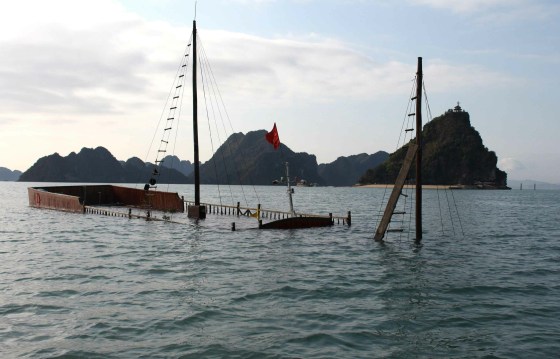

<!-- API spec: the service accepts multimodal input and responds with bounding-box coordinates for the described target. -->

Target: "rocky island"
[359,104,509,189]
[17,131,385,186]
[17,106,508,188]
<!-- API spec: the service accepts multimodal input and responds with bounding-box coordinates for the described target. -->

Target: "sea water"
[1,182,559,358]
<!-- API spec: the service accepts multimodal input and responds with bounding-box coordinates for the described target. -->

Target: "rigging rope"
[436,185,446,235]
[423,81,434,124]
[138,34,193,188]
[444,188,456,235]
[407,180,414,242]
[422,80,464,238]
[449,189,465,236]
[198,40,236,206]
[165,51,189,193]
[376,71,467,240]
[197,35,261,206]
[198,38,224,207]
[376,77,418,238]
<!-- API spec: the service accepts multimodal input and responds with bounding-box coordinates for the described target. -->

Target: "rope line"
[436,185,445,235]
[198,36,223,207]
[197,36,259,206]
[378,77,417,239]
[138,34,193,188]
[449,189,465,236]
[198,41,238,206]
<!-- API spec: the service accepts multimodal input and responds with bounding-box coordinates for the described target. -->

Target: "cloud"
[0,0,519,171]
[0,1,514,119]
[499,157,525,171]
[409,0,560,22]
[0,2,505,121]
[195,31,516,106]
[424,59,514,92]
[410,0,516,13]
[198,31,415,103]
[0,1,165,116]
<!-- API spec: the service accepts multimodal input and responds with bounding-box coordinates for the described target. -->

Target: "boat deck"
[28,185,351,228]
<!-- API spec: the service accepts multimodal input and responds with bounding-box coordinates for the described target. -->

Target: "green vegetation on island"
[359,105,508,188]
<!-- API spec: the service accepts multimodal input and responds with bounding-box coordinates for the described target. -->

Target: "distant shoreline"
[354,184,511,190]
[355,184,451,189]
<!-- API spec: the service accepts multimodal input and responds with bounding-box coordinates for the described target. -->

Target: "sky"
[1,0,559,183]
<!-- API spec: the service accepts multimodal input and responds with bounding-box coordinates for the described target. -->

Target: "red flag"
[265,123,280,150]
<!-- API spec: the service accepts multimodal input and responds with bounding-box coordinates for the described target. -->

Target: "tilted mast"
[374,57,423,241]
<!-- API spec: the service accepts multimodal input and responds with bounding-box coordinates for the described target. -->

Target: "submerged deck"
[28,185,184,213]
[186,201,350,225]
[28,185,351,228]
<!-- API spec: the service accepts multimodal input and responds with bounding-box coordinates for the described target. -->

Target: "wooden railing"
[184,200,351,226]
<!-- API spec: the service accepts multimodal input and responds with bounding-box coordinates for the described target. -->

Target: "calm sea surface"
[1,182,559,358]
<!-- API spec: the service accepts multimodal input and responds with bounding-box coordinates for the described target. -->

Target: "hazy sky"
[1,0,559,183]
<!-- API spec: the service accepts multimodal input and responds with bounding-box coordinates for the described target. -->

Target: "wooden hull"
[28,187,84,213]
[260,216,333,229]
[28,185,184,213]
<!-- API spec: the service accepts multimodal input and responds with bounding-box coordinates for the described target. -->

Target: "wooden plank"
[374,143,418,241]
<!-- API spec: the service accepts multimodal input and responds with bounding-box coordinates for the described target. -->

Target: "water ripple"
[1,184,559,358]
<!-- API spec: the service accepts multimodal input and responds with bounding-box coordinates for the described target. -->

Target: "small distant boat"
[295,178,316,187]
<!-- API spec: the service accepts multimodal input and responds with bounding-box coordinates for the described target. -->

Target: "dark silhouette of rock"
[0,167,22,181]
[359,105,508,187]
[19,129,427,187]
[19,147,125,182]
[161,155,193,177]
[18,147,189,184]
[193,130,324,185]
[318,152,389,186]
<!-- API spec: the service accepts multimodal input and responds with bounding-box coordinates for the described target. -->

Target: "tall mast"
[192,20,201,206]
[187,19,205,219]
[415,57,423,241]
